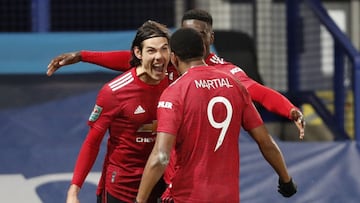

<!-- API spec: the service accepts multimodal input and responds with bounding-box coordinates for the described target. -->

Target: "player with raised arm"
[46,9,304,139]
[135,28,297,203]
[65,20,171,203]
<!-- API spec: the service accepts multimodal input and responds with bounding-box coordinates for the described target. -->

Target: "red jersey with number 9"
[157,65,263,203]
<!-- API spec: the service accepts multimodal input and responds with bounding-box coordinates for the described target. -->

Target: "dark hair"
[181,9,213,26]
[170,28,204,61]
[129,20,170,67]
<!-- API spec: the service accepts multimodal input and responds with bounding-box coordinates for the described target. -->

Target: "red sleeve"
[247,83,297,120]
[80,50,132,72]
[71,127,106,188]
[240,86,264,131]
[72,84,118,187]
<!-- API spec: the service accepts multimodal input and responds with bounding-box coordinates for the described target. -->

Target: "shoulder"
[206,53,225,65]
[216,64,244,75]
[206,53,233,66]
[106,69,134,92]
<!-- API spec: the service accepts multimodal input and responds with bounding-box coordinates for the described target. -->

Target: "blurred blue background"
[1,0,360,202]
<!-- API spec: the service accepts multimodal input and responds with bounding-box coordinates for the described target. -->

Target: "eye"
[162,46,169,51]
[147,49,155,54]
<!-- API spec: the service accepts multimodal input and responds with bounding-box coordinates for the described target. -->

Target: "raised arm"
[47,50,132,76]
[247,82,305,139]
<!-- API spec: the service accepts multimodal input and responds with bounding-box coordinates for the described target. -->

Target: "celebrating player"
[46,9,305,139]
[65,20,172,203]
[135,28,297,203]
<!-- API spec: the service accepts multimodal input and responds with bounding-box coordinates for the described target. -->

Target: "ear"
[134,46,142,60]
[170,52,178,68]
[210,31,215,45]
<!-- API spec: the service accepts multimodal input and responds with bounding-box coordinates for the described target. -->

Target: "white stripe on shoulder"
[108,72,134,91]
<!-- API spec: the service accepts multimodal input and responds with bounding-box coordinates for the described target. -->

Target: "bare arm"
[66,184,80,203]
[248,125,291,182]
[136,132,175,203]
[47,51,81,76]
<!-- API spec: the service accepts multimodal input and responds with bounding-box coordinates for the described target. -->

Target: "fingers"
[290,108,305,140]
[47,59,60,76]
[294,116,305,140]
[46,55,68,76]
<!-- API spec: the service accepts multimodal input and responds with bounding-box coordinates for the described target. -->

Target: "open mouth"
[152,64,165,73]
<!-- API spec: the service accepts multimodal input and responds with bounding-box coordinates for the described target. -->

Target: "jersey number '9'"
[207,96,233,152]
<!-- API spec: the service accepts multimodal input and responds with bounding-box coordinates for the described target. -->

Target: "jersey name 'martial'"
[194,78,233,89]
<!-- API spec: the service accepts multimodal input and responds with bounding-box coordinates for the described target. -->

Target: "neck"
[189,60,206,68]
[179,58,206,74]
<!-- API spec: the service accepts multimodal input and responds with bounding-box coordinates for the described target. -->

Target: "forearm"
[137,152,167,203]
[81,50,132,71]
[67,184,80,196]
[258,137,291,182]
[247,83,296,120]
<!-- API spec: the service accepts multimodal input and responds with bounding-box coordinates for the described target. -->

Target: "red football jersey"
[72,68,168,202]
[157,65,263,202]
[80,50,295,119]
[80,51,297,193]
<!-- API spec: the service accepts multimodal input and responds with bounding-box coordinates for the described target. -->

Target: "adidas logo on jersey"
[134,105,146,114]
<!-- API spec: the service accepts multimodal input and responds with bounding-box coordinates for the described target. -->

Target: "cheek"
[162,49,170,57]
[141,55,152,67]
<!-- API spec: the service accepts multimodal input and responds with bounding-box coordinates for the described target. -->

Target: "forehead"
[142,37,169,48]
[182,19,210,31]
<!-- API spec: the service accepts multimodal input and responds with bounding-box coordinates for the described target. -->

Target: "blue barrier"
[1,89,360,202]
[0,31,135,74]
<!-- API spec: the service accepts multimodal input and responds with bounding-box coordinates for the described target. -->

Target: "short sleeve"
[88,84,120,132]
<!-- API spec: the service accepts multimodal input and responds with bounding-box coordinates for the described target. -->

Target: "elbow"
[148,151,170,169]
[158,151,170,166]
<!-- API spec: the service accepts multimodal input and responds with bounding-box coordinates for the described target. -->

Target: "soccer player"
[135,28,297,203]
[46,9,305,139]
[65,20,172,203]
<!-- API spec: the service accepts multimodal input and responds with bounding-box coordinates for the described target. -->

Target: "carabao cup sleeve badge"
[89,104,103,122]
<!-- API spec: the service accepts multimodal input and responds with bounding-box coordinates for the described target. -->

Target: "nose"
[154,51,163,60]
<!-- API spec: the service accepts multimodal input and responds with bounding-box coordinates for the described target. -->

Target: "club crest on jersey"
[89,104,103,122]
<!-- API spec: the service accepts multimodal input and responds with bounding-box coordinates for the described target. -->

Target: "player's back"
[169,65,250,203]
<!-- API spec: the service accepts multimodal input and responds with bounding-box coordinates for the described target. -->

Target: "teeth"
[153,64,162,68]
[152,64,164,72]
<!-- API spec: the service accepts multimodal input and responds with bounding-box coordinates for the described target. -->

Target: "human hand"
[66,184,80,203]
[290,108,305,139]
[47,51,81,76]
[278,178,297,198]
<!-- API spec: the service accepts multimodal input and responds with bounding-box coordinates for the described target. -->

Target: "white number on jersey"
[207,96,233,151]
